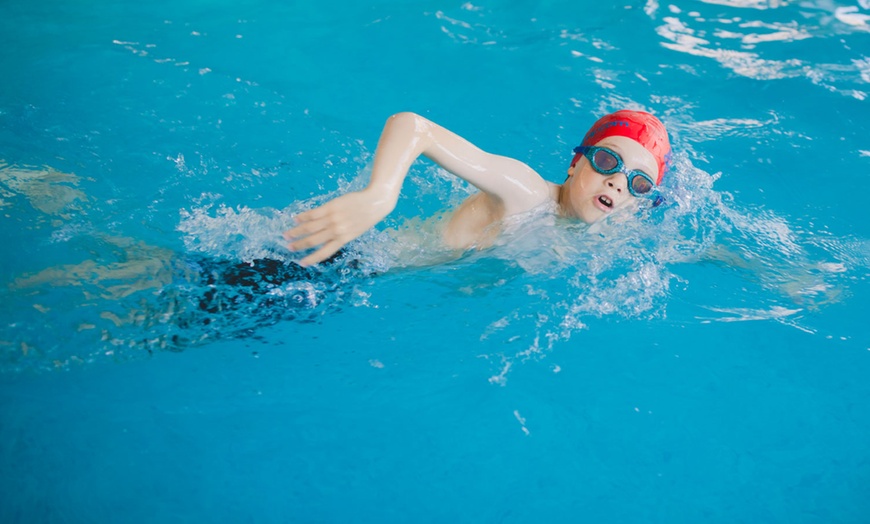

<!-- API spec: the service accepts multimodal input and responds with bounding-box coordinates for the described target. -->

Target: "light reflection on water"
[649,0,869,99]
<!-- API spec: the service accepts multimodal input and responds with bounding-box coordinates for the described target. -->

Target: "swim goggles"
[573,145,658,200]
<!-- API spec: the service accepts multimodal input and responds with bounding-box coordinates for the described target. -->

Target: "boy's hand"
[284,189,394,266]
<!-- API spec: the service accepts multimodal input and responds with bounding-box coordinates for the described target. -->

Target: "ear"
[567,150,584,177]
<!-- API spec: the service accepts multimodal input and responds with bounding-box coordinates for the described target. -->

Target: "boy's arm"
[284,112,550,266]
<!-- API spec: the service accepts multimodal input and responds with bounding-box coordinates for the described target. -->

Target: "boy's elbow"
[390,111,419,119]
[385,112,432,136]
[387,111,420,125]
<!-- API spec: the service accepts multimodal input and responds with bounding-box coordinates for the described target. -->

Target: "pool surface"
[2,0,869,522]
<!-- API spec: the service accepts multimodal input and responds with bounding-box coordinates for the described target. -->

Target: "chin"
[575,208,602,224]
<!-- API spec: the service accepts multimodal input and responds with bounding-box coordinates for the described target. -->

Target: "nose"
[606,173,628,194]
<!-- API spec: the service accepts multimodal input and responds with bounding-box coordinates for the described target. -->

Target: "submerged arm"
[284,112,549,266]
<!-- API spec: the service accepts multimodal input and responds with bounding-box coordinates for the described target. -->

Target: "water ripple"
[650,1,870,98]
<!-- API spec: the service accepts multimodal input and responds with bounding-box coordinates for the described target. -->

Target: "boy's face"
[559,136,659,223]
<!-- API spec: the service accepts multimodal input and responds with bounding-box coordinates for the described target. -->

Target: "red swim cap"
[572,110,671,185]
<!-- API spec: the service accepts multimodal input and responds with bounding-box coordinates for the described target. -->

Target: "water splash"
[462,149,859,383]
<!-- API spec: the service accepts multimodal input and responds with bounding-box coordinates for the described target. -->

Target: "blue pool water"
[2,0,870,522]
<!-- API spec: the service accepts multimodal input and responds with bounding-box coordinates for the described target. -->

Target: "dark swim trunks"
[183,250,357,315]
[137,251,364,351]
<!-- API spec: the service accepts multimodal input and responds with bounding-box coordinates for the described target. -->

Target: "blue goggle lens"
[630,174,654,195]
[591,149,619,172]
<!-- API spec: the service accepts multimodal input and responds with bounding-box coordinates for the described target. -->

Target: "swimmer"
[284,110,671,266]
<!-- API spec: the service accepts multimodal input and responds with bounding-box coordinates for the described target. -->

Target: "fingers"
[283,203,333,244]
[282,205,349,266]
[284,212,347,250]
[288,228,333,252]
[291,205,325,224]
[284,218,323,243]
[298,240,343,267]
[283,204,331,239]
[282,192,377,266]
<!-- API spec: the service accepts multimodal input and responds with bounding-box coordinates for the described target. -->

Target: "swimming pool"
[2,0,869,521]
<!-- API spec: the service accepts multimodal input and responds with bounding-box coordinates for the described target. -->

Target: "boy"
[285,110,671,266]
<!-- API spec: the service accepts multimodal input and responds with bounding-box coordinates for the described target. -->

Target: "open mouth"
[597,195,613,209]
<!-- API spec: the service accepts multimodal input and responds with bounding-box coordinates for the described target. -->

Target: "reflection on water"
[0,161,89,219]
[697,0,788,9]
[648,0,869,99]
